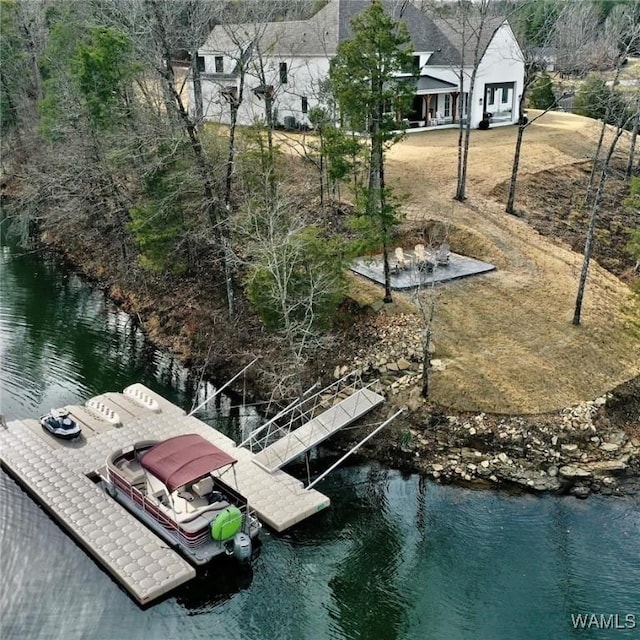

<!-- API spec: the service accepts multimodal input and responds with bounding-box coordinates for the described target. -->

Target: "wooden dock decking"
[0,384,332,605]
[252,387,385,473]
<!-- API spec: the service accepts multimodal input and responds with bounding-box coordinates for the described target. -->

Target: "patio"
[350,250,495,291]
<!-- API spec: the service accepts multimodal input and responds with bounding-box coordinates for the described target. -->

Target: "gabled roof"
[201,0,507,68]
[140,434,237,492]
[336,1,451,55]
[430,15,506,66]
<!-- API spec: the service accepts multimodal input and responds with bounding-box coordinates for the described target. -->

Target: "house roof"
[201,1,340,57]
[336,1,451,56]
[140,434,237,492]
[430,15,506,66]
[201,1,507,68]
[416,75,458,91]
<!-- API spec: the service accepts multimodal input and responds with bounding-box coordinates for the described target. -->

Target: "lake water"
[1,232,638,640]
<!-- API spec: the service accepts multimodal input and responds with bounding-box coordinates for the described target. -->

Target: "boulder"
[570,485,591,499]
[559,465,592,480]
[586,459,628,476]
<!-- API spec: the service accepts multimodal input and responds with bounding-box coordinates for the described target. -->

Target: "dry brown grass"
[380,110,640,413]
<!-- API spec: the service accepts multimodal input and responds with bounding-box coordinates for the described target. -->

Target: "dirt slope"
[369,111,640,413]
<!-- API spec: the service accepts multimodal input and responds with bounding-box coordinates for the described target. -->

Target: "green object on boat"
[211,506,243,541]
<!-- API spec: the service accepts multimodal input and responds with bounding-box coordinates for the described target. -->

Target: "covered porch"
[402,75,467,129]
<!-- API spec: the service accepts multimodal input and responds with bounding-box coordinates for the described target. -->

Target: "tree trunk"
[146,0,235,314]
[380,150,392,304]
[455,73,465,200]
[626,113,639,181]
[421,325,431,398]
[506,98,527,215]
[369,84,392,304]
[20,18,43,102]
[573,126,625,325]
[222,95,242,319]
[455,7,483,203]
[585,62,624,204]
[319,131,325,210]
[191,50,203,129]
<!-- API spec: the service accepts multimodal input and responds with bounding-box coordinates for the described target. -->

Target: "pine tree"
[330,0,413,303]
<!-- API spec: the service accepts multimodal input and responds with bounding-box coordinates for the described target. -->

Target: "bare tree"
[235,186,345,397]
[573,102,637,326]
[141,0,242,317]
[427,0,502,202]
[554,1,610,79]
[505,2,558,215]
[411,223,450,398]
[584,6,640,204]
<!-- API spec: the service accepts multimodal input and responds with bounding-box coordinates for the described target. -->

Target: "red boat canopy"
[140,434,237,493]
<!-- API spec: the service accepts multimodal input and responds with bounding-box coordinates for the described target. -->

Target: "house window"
[501,87,509,103]
[279,62,288,84]
[196,56,205,73]
[444,94,451,117]
[413,55,421,71]
[215,56,223,73]
[487,87,495,104]
[301,97,308,114]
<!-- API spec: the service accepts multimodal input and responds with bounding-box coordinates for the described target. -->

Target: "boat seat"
[192,476,214,498]
[179,501,230,525]
[119,460,145,486]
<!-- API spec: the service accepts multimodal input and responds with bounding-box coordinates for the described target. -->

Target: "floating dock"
[0,384,332,605]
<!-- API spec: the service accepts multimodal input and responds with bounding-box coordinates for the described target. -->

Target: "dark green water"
[1,237,639,640]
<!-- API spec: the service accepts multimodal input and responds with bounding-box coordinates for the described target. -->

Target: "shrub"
[528,72,556,110]
[478,119,490,130]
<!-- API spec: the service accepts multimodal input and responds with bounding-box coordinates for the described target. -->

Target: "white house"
[189,0,525,130]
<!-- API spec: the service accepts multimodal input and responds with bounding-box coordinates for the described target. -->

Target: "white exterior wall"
[472,23,524,128]
[255,55,331,127]
[191,22,525,131]
[192,53,331,128]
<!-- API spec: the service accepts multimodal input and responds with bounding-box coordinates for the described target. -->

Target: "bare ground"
[362,110,640,414]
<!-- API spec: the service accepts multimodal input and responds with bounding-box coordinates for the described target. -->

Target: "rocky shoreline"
[330,313,640,499]
[397,397,637,499]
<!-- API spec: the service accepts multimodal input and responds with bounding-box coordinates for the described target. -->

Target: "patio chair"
[414,244,433,272]
[436,242,450,266]
[394,246,409,271]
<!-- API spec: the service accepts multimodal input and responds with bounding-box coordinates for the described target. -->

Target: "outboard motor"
[232,532,252,563]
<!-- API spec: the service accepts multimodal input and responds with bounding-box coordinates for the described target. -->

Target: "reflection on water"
[174,558,255,614]
[1,231,639,640]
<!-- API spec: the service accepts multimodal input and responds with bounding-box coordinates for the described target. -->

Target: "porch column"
[426,95,432,126]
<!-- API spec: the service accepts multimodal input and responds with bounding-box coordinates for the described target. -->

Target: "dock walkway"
[252,387,385,472]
